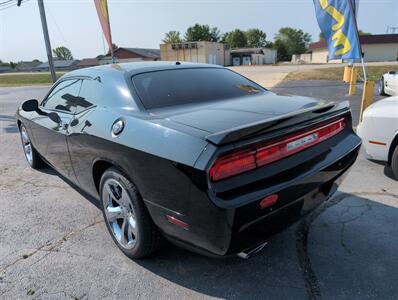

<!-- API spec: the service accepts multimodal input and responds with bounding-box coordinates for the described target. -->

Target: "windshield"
[131,68,266,109]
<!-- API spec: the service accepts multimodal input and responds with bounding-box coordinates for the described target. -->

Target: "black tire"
[19,124,45,169]
[391,146,398,180]
[378,78,386,96]
[99,167,163,259]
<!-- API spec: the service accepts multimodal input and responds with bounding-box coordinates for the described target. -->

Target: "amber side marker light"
[368,140,386,146]
[166,215,189,230]
[210,118,346,181]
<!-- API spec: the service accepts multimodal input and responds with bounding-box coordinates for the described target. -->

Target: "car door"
[30,78,82,182]
[65,78,99,194]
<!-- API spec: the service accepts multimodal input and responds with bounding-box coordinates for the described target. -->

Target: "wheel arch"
[388,132,398,165]
[92,158,137,194]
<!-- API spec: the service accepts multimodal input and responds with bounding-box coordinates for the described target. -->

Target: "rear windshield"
[131,68,265,109]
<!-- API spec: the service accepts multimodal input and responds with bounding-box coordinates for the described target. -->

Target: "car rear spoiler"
[205,101,351,145]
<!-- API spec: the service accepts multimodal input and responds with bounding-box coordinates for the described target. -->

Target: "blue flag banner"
[313,0,362,61]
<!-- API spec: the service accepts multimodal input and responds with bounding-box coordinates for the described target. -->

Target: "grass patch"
[285,65,397,81]
[0,72,65,87]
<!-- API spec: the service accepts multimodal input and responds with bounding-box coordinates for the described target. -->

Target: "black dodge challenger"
[16,62,361,259]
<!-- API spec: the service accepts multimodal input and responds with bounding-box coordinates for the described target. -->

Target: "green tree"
[52,46,73,60]
[273,27,311,61]
[222,29,247,48]
[358,30,372,36]
[163,31,182,44]
[245,29,267,48]
[0,60,10,67]
[184,24,220,42]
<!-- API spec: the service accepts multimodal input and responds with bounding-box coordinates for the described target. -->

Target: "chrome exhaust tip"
[237,241,268,259]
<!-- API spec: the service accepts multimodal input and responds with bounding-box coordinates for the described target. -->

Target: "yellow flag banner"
[94,0,113,55]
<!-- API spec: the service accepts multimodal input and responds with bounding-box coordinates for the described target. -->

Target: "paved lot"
[229,64,350,88]
[0,84,397,299]
[272,80,385,126]
[229,61,398,89]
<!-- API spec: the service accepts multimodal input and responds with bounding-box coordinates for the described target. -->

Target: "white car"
[379,71,398,96]
[357,96,398,179]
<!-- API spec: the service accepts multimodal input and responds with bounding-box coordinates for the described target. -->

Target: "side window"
[75,79,98,114]
[43,79,82,113]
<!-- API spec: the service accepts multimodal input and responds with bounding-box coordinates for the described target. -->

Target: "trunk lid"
[167,93,321,133]
[153,93,345,145]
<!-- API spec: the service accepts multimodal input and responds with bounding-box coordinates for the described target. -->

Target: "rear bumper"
[227,167,349,255]
[357,122,389,162]
[153,139,360,257]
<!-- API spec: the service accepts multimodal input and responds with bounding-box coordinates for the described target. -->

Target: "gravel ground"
[0,84,397,300]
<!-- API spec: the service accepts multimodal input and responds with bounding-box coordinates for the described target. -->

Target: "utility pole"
[37,0,56,83]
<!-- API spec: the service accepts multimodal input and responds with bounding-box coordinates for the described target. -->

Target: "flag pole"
[104,0,115,64]
[354,0,368,81]
[356,0,367,81]
[361,55,367,82]
[350,0,367,81]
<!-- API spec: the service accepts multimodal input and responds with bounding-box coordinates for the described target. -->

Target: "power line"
[0,3,18,11]
[44,1,70,49]
[0,0,15,7]
[0,0,30,11]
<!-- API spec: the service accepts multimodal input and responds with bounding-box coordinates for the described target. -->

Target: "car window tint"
[43,79,82,113]
[75,79,97,114]
[131,68,265,109]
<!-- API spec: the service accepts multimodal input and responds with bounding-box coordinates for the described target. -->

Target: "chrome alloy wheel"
[102,178,138,249]
[20,125,33,165]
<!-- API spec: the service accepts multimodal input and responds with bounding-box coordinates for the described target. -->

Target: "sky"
[0,0,397,62]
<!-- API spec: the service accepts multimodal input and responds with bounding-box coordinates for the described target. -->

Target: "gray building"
[33,60,80,72]
[0,66,13,73]
[16,60,42,72]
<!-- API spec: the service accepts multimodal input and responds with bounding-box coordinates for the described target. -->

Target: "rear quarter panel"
[66,107,209,215]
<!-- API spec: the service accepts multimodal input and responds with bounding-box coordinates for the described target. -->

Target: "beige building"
[292,34,398,64]
[160,42,230,66]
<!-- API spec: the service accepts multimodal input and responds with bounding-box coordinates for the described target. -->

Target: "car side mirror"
[389,71,396,75]
[48,112,61,124]
[21,99,39,112]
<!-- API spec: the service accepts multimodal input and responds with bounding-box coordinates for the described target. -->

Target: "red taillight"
[259,194,279,209]
[209,118,345,181]
[209,149,256,182]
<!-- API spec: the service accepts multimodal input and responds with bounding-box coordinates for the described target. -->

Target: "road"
[0,84,397,299]
[229,61,398,89]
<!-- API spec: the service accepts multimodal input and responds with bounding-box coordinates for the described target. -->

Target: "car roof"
[64,61,224,79]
